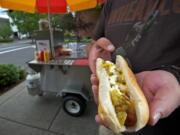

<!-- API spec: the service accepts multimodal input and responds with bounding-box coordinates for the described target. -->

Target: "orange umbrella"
[0,0,105,13]
[0,0,105,58]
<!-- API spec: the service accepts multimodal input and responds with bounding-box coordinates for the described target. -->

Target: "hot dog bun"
[96,55,149,133]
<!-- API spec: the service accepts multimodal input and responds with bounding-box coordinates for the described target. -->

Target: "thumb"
[149,97,163,126]
[149,88,179,125]
[96,37,115,52]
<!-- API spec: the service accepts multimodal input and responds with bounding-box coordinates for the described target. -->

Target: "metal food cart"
[0,0,104,117]
[26,47,92,117]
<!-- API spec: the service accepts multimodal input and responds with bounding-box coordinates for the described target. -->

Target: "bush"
[0,39,13,43]
[18,68,26,80]
[0,24,13,40]
[0,64,26,88]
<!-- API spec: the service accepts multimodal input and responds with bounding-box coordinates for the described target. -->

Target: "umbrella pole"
[47,0,55,59]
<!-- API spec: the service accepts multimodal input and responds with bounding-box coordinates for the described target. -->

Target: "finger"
[95,114,103,124]
[149,97,162,126]
[87,40,95,53]
[88,43,99,73]
[95,115,109,129]
[88,38,113,73]
[91,74,99,85]
[92,85,99,104]
[96,37,115,52]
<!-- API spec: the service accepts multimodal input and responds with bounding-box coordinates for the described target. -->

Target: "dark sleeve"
[92,1,111,40]
[160,66,180,83]
[152,65,180,83]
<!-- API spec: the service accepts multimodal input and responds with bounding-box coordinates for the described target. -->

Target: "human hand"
[91,70,180,126]
[136,70,180,125]
[88,38,115,73]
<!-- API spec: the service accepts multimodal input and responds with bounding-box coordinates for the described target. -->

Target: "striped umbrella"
[0,0,104,13]
[0,0,105,58]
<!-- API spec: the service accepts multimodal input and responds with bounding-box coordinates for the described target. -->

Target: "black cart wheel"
[38,92,43,96]
[63,95,86,117]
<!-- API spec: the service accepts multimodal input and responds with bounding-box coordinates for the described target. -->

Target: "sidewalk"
[0,82,99,135]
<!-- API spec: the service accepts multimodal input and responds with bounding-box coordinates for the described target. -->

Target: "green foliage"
[0,39,13,43]
[0,64,26,88]
[7,8,102,39]
[8,11,45,36]
[0,24,13,40]
[18,68,26,80]
[8,11,76,36]
[53,14,76,31]
[64,31,76,43]
[80,37,92,43]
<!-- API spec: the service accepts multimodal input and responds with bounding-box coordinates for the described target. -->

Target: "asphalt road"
[0,40,35,68]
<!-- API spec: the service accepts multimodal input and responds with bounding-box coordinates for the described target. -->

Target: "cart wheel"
[38,92,43,96]
[63,95,86,117]
[38,93,43,96]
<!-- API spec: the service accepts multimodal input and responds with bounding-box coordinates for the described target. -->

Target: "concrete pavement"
[0,82,99,135]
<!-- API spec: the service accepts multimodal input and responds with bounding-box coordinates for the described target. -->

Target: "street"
[0,40,35,68]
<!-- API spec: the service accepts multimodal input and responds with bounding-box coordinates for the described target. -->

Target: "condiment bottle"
[44,49,49,63]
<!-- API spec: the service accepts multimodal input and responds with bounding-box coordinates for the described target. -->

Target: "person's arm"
[93,0,112,40]
[89,1,180,128]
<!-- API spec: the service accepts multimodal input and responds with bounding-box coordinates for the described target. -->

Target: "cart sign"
[36,40,50,52]
[73,59,89,66]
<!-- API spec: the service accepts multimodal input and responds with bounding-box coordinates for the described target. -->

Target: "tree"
[8,11,76,37]
[7,6,102,41]
[0,24,13,40]
[51,14,75,31]
[8,11,46,37]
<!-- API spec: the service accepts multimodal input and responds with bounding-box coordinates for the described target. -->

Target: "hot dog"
[96,55,149,133]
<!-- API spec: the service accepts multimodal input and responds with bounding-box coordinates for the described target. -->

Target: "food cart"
[0,0,104,116]
[25,8,92,116]
[26,42,91,117]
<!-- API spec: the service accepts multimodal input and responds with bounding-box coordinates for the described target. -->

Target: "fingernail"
[152,113,161,125]
[95,115,99,121]
[95,115,101,124]
[91,74,95,78]
[107,45,115,51]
